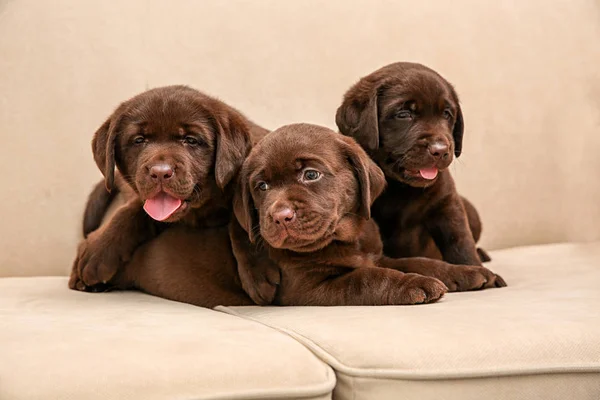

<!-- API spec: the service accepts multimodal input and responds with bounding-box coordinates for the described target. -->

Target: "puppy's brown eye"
[184,136,199,145]
[443,109,453,120]
[257,182,269,191]
[134,136,145,144]
[303,169,321,181]
[395,111,412,119]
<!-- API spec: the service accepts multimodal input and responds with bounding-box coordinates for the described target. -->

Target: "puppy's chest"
[275,242,377,271]
[372,190,429,231]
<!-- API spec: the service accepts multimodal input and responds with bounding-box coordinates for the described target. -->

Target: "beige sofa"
[1,1,599,399]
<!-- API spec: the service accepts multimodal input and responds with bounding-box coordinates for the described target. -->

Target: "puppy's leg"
[460,196,482,242]
[379,256,506,291]
[69,198,156,290]
[279,266,447,306]
[82,180,117,238]
[112,226,256,307]
[477,248,492,263]
[229,219,281,305]
[425,194,482,266]
[461,196,492,262]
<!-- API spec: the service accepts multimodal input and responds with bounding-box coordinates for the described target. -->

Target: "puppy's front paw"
[74,234,121,287]
[68,256,112,292]
[240,261,281,306]
[398,274,447,305]
[442,265,507,291]
[246,278,277,306]
[68,258,88,291]
[490,272,507,288]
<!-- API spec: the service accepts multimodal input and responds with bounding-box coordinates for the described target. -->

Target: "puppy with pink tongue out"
[143,191,184,221]
[69,85,268,294]
[336,62,500,274]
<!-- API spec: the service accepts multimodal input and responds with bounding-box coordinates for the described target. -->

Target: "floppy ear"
[453,104,464,158]
[232,165,260,243]
[91,104,126,192]
[214,112,252,190]
[335,82,381,152]
[341,137,386,220]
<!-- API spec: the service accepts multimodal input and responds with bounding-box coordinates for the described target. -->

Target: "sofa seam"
[185,368,336,400]
[216,306,600,381]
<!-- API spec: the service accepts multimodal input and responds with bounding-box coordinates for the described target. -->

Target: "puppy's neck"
[178,197,232,229]
[332,214,368,243]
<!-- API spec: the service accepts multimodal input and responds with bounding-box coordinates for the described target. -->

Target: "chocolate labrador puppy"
[232,123,504,306]
[336,62,501,280]
[69,85,273,307]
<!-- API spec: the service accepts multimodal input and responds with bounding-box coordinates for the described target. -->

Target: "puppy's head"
[92,85,251,222]
[234,123,385,252]
[336,62,464,188]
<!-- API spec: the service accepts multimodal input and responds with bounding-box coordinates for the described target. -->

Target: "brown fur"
[336,62,498,270]
[233,124,505,306]
[69,85,271,307]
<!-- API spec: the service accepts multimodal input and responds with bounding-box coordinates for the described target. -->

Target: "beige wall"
[1,0,599,277]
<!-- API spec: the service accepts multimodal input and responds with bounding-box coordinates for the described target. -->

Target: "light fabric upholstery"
[1,1,599,399]
[0,277,335,400]
[1,0,600,277]
[219,243,600,400]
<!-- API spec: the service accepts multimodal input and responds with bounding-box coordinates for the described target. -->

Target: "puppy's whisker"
[117,174,137,182]
[191,185,202,200]
[250,225,266,251]
[392,155,409,170]
[250,223,262,237]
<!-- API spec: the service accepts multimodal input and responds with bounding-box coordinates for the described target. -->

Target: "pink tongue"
[419,167,439,180]
[143,192,182,221]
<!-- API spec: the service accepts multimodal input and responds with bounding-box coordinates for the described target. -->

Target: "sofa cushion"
[218,242,600,400]
[0,277,335,400]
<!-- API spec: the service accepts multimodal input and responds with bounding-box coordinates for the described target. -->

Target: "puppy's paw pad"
[493,274,507,288]
[421,278,447,303]
[474,267,507,289]
[76,240,120,287]
[68,275,85,291]
[447,266,503,292]
[404,288,427,304]
[87,283,112,293]
[402,275,447,305]
[68,275,92,292]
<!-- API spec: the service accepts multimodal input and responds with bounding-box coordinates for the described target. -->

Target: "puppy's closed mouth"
[263,218,337,252]
[143,192,187,221]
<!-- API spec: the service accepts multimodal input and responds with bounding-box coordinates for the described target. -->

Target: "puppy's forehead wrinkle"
[247,125,344,180]
[123,89,217,134]
[262,123,341,151]
[183,119,212,132]
[383,77,449,103]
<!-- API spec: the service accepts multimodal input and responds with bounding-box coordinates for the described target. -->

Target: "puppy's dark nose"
[149,164,174,181]
[428,143,450,160]
[272,208,296,225]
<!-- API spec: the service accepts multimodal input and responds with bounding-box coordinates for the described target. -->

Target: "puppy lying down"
[232,124,504,306]
[336,62,496,266]
[70,85,266,307]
